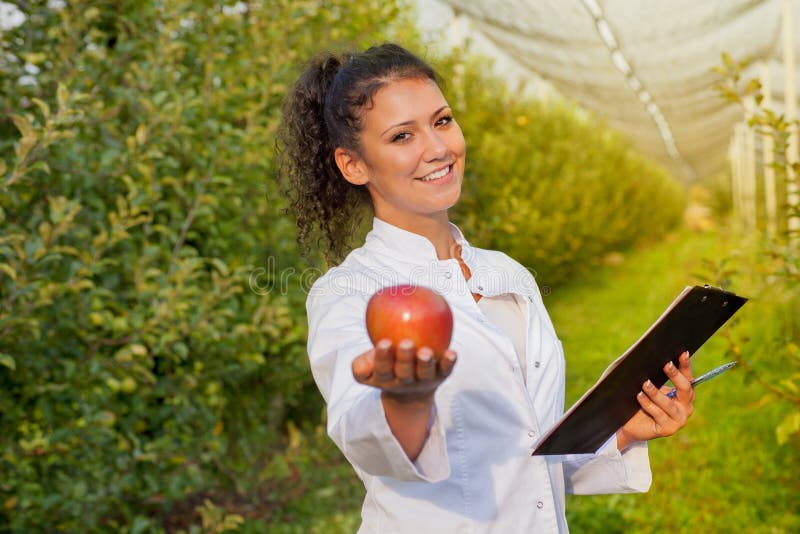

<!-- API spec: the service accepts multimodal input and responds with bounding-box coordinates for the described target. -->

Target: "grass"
[548,227,799,533]
[263,226,799,532]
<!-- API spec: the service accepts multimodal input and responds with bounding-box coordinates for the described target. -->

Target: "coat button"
[528,430,536,438]
[445,272,452,279]
[477,285,484,291]
[537,501,544,509]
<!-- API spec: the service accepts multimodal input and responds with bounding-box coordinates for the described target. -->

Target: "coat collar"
[359,217,538,300]
[364,217,471,266]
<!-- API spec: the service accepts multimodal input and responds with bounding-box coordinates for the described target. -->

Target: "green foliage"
[554,228,798,533]
[702,236,800,448]
[195,499,245,533]
[710,53,800,448]
[0,0,413,530]
[446,54,686,286]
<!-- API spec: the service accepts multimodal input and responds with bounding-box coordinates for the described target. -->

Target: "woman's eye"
[436,115,454,126]
[391,132,411,143]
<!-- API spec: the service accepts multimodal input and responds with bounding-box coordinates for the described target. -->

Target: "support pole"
[783,0,799,236]
[743,100,758,230]
[448,9,465,49]
[449,9,467,111]
[732,126,737,221]
[732,124,744,224]
[761,62,777,237]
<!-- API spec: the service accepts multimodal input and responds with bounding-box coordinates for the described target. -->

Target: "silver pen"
[666,361,737,398]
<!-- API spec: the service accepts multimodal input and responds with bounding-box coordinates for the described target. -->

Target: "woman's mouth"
[416,164,454,184]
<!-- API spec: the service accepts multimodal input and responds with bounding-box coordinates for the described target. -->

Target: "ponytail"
[277,43,438,264]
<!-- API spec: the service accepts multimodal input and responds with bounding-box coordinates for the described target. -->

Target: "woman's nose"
[422,130,449,162]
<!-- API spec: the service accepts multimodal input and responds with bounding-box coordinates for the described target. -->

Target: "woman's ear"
[334,147,369,186]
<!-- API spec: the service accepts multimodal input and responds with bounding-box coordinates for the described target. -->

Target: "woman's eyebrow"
[381,105,450,136]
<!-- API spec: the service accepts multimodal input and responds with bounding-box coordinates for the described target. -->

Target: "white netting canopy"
[422,0,800,182]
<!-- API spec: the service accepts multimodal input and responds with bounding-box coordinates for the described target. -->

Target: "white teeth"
[420,166,450,181]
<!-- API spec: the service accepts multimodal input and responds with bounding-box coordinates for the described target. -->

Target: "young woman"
[278,43,695,533]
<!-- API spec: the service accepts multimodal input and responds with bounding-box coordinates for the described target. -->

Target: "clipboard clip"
[701,284,735,307]
[702,283,736,295]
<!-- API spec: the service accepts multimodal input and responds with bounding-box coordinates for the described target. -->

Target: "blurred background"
[0,0,797,532]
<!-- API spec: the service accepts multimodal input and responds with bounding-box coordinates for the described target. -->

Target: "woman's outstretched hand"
[351,338,457,460]
[616,351,695,451]
[352,338,457,401]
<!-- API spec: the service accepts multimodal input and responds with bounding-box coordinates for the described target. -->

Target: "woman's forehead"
[363,78,448,127]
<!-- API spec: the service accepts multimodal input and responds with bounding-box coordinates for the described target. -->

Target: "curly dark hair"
[277,43,439,264]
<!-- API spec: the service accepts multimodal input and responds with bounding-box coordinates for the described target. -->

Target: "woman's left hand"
[616,351,695,451]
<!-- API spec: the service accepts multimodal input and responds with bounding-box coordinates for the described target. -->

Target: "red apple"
[365,284,454,357]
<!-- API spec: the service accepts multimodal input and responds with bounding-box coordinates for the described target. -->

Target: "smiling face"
[334,77,466,230]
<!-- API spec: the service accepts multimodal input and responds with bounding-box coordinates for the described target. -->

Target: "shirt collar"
[365,216,470,265]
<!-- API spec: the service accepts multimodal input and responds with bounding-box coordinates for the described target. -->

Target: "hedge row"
[0,1,412,530]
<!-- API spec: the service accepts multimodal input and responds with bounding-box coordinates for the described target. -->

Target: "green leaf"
[0,263,16,281]
[96,410,117,427]
[722,51,734,70]
[22,52,47,64]
[135,124,148,146]
[31,98,50,119]
[776,412,800,445]
[744,78,761,95]
[10,114,35,139]
[129,516,153,534]
[779,379,799,395]
[27,161,51,175]
[0,353,15,371]
[56,83,69,110]
[750,393,775,409]
[173,342,189,359]
[15,136,38,162]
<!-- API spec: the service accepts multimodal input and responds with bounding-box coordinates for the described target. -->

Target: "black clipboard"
[532,285,747,456]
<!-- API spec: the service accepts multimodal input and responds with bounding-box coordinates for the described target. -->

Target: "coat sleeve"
[306,274,451,482]
[561,435,652,494]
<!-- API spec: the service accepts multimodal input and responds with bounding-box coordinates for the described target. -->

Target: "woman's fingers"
[416,347,436,381]
[665,352,695,405]
[621,353,696,443]
[439,350,457,378]
[373,339,395,382]
[637,385,675,433]
[354,339,457,393]
[679,351,693,379]
[640,379,686,433]
[679,351,694,385]
[352,348,375,383]
[394,340,416,384]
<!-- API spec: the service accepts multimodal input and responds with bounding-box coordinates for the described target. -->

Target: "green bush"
[447,55,686,285]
